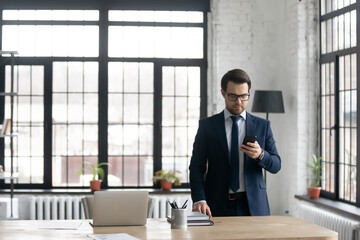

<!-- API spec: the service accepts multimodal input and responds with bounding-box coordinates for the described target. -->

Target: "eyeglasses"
[226,93,250,101]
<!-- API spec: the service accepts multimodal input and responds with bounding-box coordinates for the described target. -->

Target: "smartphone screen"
[242,136,257,145]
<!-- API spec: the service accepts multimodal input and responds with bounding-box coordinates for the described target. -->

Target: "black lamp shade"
[251,90,285,113]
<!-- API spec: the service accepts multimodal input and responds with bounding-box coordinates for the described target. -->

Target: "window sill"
[295,195,360,221]
[0,188,191,195]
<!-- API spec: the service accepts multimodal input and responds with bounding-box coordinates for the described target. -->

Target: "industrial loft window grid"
[320,0,359,205]
[0,3,208,189]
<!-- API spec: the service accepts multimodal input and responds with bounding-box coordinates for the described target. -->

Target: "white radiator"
[299,203,360,240]
[149,195,192,218]
[29,196,84,220]
[29,194,191,220]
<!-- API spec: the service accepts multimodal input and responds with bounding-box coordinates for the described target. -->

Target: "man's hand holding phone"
[240,136,263,159]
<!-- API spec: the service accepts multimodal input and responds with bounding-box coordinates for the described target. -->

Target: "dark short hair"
[221,69,251,92]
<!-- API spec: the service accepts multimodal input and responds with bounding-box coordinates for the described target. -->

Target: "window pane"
[123,94,138,123]
[108,62,124,93]
[333,16,338,51]
[351,54,357,89]
[339,14,344,50]
[321,22,327,54]
[139,63,154,93]
[52,61,99,186]
[109,26,203,58]
[162,66,200,178]
[108,126,123,155]
[108,61,154,186]
[2,25,99,57]
[5,65,44,184]
[350,10,356,47]
[339,56,344,91]
[109,10,203,23]
[326,19,332,53]
[139,125,153,155]
[108,156,123,186]
[108,94,123,123]
[123,156,139,186]
[123,125,139,155]
[3,10,99,21]
[163,97,174,127]
[139,94,153,124]
[344,12,351,49]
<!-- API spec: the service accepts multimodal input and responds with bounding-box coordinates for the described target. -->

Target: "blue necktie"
[230,116,241,192]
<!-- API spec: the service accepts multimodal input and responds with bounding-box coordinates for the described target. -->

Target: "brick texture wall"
[209,0,319,215]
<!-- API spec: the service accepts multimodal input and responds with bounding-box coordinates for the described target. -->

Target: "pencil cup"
[171,208,187,229]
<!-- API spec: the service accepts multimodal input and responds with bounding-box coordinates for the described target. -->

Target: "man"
[189,69,281,217]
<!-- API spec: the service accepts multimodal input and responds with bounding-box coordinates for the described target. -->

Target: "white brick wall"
[209,0,319,215]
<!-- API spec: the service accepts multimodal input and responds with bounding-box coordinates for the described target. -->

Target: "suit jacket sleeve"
[189,119,208,203]
[258,121,281,174]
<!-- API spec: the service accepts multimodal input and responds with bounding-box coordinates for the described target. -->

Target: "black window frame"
[0,0,209,190]
[319,0,360,207]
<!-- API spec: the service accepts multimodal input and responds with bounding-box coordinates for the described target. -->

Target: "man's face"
[221,82,249,116]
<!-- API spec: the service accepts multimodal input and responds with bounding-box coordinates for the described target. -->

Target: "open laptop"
[92,191,148,227]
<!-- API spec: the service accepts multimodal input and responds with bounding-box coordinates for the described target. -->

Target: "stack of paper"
[167,211,214,226]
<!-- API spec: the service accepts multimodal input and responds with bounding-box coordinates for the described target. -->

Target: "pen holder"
[171,208,187,229]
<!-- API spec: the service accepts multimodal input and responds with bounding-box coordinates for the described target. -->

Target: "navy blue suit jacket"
[189,111,281,216]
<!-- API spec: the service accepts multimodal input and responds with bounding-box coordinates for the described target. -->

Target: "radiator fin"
[30,196,84,220]
[29,195,191,220]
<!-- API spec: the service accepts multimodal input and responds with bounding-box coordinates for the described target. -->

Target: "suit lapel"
[245,112,256,137]
[214,111,230,163]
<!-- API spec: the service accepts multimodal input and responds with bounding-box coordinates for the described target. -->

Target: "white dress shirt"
[224,108,246,193]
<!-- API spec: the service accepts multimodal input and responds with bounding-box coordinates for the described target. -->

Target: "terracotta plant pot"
[160,180,173,191]
[308,186,321,199]
[90,180,102,192]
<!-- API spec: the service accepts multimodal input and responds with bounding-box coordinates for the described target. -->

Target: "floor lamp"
[251,90,285,183]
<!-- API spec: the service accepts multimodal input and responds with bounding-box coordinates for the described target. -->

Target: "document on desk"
[88,233,140,240]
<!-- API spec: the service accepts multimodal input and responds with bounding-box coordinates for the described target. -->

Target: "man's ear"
[220,88,226,98]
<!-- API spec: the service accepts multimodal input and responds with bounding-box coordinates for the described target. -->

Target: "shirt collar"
[224,108,247,121]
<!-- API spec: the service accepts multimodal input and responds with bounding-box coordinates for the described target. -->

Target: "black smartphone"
[242,136,257,145]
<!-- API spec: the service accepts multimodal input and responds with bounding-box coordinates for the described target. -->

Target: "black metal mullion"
[356,0,360,207]
[98,9,108,188]
[43,62,52,189]
[29,66,33,183]
[334,55,340,200]
[153,62,162,182]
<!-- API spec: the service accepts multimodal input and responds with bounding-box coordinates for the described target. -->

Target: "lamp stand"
[264,112,269,184]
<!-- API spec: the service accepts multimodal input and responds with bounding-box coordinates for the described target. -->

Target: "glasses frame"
[226,92,250,101]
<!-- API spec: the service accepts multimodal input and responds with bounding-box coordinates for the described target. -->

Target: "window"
[0,1,209,189]
[320,0,358,205]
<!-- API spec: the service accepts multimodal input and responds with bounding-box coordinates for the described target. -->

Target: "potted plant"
[306,154,322,199]
[78,161,109,192]
[153,170,181,191]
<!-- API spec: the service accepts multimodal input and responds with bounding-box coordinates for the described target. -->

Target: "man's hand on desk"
[192,202,212,217]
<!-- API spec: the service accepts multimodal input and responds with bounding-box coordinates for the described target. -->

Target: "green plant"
[306,154,322,187]
[153,170,181,186]
[78,162,109,181]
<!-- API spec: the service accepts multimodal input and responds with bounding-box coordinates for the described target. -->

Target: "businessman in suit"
[189,69,281,217]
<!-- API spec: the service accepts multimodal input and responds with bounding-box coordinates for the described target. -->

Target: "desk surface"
[0,216,338,240]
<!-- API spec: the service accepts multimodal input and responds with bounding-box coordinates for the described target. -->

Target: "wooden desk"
[0,216,337,240]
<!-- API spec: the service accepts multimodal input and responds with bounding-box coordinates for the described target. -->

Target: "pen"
[168,200,175,209]
[173,201,178,209]
[181,199,188,209]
